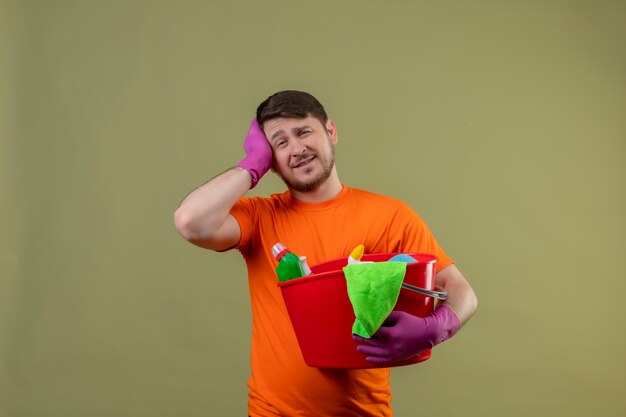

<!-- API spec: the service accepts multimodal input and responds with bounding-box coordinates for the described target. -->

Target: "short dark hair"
[256,90,328,128]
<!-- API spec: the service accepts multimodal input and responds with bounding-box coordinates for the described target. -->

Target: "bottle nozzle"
[349,244,365,261]
[348,244,373,265]
[271,242,288,260]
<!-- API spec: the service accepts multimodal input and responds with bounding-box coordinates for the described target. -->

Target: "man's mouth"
[292,155,315,169]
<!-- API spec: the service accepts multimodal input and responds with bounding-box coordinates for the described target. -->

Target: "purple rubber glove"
[237,118,272,188]
[353,305,460,365]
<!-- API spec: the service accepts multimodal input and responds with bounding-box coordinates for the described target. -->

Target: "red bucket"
[278,253,438,368]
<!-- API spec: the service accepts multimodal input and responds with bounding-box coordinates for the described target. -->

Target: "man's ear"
[326,119,338,144]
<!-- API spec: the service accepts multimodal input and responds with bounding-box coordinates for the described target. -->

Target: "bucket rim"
[277,252,438,288]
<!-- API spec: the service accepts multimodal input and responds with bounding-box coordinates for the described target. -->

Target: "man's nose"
[290,141,307,156]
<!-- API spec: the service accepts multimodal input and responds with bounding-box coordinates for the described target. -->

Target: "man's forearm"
[435,265,478,326]
[174,167,251,242]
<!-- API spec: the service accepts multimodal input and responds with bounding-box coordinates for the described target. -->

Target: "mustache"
[290,153,316,168]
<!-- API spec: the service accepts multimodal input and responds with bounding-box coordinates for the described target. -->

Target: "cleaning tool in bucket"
[389,253,419,263]
[271,242,311,282]
[347,244,373,264]
[343,261,406,338]
[298,256,312,276]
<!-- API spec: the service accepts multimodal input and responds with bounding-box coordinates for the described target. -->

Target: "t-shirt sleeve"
[395,201,454,273]
[229,197,257,254]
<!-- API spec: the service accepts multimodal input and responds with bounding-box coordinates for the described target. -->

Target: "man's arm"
[173,119,272,251]
[434,264,477,326]
[174,167,251,251]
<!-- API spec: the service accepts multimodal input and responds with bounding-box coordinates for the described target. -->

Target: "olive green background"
[1,1,625,416]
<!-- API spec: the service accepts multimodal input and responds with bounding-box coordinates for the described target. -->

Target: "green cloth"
[343,262,406,338]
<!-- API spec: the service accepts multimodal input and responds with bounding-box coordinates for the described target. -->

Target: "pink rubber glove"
[237,118,272,188]
[353,305,460,365]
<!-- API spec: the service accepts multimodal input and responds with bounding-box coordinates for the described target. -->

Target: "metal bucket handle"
[401,282,448,301]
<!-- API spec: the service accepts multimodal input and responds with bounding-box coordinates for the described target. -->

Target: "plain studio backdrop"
[1,1,625,416]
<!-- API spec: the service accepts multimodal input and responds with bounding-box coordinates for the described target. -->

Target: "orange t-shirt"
[230,185,453,417]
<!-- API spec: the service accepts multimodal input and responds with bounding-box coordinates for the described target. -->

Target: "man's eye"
[276,140,287,148]
[299,130,311,137]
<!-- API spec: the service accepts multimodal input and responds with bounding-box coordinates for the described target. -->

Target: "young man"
[174,90,477,416]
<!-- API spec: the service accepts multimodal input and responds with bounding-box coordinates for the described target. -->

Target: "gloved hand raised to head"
[352,304,460,365]
[237,118,273,188]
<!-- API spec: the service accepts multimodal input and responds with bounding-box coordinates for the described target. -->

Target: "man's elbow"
[173,208,204,242]
[174,208,228,251]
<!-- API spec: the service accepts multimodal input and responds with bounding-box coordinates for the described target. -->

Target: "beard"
[277,140,336,192]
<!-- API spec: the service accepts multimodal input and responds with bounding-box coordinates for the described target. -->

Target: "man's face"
[262,116,338,192]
